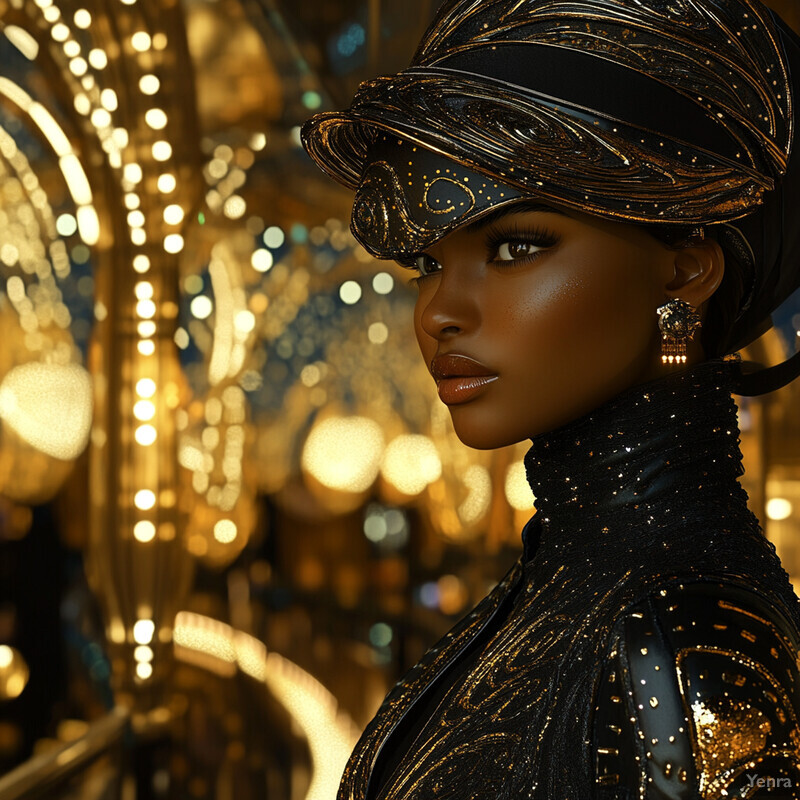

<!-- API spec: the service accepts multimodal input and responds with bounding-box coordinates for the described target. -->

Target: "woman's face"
[411,202,684,449]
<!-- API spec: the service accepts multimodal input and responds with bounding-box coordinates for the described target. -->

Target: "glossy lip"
[430,354,498,406]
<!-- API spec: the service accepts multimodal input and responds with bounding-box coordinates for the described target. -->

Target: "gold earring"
[657,299,701,365]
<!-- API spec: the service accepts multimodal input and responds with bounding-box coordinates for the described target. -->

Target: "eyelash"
[402,225,559,287]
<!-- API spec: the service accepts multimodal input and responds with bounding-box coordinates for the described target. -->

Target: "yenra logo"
[746,774,793,789]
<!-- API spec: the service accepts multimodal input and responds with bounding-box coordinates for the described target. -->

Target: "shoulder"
[592,580,800,797]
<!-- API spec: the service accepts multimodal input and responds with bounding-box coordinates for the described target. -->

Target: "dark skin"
[411,202,725,450]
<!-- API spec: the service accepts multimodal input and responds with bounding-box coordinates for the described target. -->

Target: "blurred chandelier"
[0,0,537,714]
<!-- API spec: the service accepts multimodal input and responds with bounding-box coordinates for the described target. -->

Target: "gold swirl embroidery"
[352,159,431,255]
[423,176,476,215]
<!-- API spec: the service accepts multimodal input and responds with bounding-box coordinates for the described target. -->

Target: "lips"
[430,354,498,405]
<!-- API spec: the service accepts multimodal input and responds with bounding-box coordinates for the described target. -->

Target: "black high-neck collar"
[522,358,756,564]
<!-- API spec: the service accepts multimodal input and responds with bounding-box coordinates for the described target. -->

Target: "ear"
[664,237,725,308]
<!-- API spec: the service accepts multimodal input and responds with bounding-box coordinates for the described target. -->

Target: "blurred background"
[0,0,799,798]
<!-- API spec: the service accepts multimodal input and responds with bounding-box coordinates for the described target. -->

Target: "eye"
[414,253,441,277]
[495,241,545,262]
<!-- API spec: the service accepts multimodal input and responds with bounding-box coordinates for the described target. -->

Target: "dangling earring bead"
[656,299,701,365]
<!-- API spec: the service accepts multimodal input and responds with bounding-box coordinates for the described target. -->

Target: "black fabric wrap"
[725,13,800,393]
[438,44,747,167]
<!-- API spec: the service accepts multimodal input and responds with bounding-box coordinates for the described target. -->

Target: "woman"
[302,0,800,796]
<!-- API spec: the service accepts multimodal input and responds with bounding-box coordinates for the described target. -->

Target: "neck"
[522,358,755,562]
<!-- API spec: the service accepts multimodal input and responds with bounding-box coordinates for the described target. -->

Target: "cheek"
[413,296,435,362]
[500,259,660,363]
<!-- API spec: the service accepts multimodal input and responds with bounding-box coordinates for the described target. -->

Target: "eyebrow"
[463,200,568,234]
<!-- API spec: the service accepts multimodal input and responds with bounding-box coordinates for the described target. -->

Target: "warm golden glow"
[145,108,168,130]
[69,57,89,77]
[190,296,213,320]
[133,400,156,421]
[302,417,384,492]
[136,378,156,398]
[767,498,793,521]
[157,173,176,193]
[0,645,29,701]
[172,611,357,799]
[135,662,153,680]
[73,8,92,27]
[51,23,69,42]
[137,321,156,338]
[91,108,111,128]
[223,195,246,219]
[0,363,92,460]
[173,612,236,676]
[234,310,255,334]
[133,619,155,645]
[135,425,157,446]
[164,234,184,254]
[133,521,156,543]
[59,153,92,200]
[4,26,39,60]
[100,88,118,111]
[213,519,237,544]
[459,465,492,524]
[381,435,442,495]
[152,140,172,161]
[301,365,321,387]
[123,163,143,184]
[133,254,150,273]
[368,322,389,344]
[76,205,100,246]
[135,281,154,300]
[72,92,92,117]
[163,204,184,225]
[131,31,151,52]
[127,210,145,228]
[339,280,362,305]
[136,299,156,319]
[134,645,153,662]
[88,48,107,69]
[264,652,356,800]
[134,490,156,510]
[139,74,160,95]
[233,632,267,681]
[505,460,535,510]
[251,249,273,272]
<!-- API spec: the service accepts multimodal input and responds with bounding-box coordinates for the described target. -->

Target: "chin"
[448,416,526,451]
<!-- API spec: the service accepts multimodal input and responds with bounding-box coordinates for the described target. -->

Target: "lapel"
[338,558,524,800]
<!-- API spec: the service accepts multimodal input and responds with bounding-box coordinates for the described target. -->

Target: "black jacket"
[339,361,800,799]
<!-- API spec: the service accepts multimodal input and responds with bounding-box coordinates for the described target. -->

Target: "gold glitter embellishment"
[690,697,771,784]
[677,642,800,799]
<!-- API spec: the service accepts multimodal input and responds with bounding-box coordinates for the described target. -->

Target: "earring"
[657,299,701,365]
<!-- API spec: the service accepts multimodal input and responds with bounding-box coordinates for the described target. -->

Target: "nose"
[417,263,480,341]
